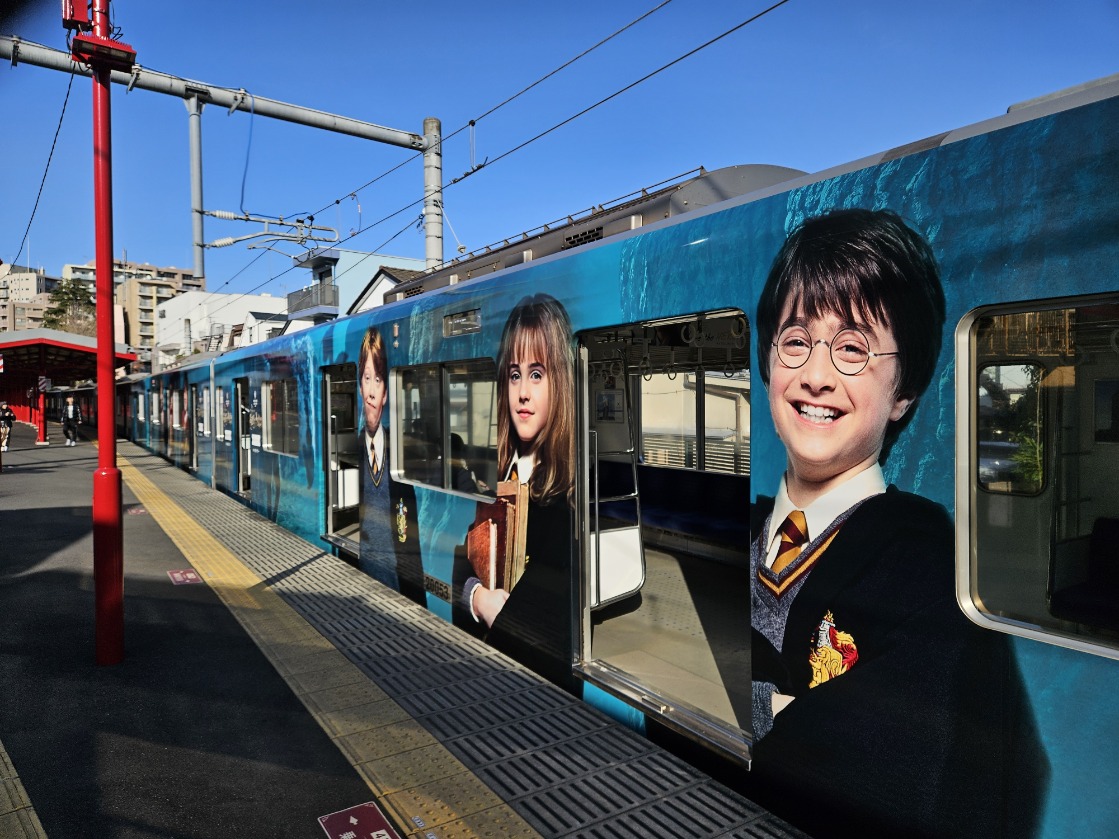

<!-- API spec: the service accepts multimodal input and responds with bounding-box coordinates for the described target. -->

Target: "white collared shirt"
[764,464,887,569]
[515,452,534,484]
[503,451,535,485]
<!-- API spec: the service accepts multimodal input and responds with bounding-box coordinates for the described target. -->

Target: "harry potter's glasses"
[772,326,899,376]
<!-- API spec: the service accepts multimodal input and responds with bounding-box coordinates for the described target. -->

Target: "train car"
[130,74,1119,838]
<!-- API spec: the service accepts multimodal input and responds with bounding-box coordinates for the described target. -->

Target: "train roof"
[385,164,806,302]
[387,73,1119,304]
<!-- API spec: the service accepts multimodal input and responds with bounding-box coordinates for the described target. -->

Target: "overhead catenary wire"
[198,213,420,327]
[7,70,76,268]
[307,0,677,222]
[323,1,793,248]
[456,0,792,178]
[239,91,256,216]
[212,1,793,305]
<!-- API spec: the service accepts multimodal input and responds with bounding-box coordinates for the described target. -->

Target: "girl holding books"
[458,293,578,688]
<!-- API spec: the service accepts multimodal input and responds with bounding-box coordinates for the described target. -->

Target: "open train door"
[188,384,198,471]
[575,311,753,765]
[234,376,251,494]
[321,363,361,558]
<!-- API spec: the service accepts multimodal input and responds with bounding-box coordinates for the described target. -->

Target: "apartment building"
[0,263,56,332]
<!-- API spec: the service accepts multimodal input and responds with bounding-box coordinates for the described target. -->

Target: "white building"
[155,290,286,368]
[290,248,424,316]
[348,265,425,315]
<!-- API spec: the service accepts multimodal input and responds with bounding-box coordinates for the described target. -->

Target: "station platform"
[0,420,806,839]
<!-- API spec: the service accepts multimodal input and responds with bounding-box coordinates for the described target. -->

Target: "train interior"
[578,309,752,755]
[973,300,1119,649]
[322,363,362,555]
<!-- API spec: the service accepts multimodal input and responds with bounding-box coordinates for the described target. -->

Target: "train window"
[394,361,497,493]
[640,372,697,468]
[137,393,145,422]
[171,390,182,429]
[446,361,498,493]
[966,300,1119,657]
[396,366,443,485]
[263,378,300,456]
[637,314,750,476]
[216,389,226,442]
[151,390,161,425]
[202,387,212,437]
[977,363,1044,495]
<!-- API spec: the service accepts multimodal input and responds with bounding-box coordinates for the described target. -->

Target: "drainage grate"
[120,442,808,839]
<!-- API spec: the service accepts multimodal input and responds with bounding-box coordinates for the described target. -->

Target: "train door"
[322,364,361,557]
[576,309,752,761]
[153,385,168,455]
[234,377,251,494]
[135,390,146,446]
[188,385,198,471]
[116,386,129,439]
[169,388,182,461]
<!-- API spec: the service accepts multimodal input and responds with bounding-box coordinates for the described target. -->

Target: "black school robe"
[359,431,424,606]
[748,488,1048,839]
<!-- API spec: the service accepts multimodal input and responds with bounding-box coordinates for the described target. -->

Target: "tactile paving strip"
[0,741,47,839]
[118,442,805,839]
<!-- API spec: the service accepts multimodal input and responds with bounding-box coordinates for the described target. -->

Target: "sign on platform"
[37,376,51,392]
[167,569,202,585]
[318,802,401,839]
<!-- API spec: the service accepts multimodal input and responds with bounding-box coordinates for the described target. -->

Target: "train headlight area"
[0,427,804,838]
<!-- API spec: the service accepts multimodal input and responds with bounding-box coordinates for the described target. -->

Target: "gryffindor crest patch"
[808,610,859,688]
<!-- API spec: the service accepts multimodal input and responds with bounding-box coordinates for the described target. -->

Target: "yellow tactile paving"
[116,452,542,839]
[0,744,47,839]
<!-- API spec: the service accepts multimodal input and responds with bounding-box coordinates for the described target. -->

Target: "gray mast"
[1,36,442,285]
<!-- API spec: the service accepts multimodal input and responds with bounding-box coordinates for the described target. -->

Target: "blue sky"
[1,1,1116,298]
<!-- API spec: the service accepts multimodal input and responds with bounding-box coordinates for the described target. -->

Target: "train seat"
[596,460,749,554]
[1050,516,1119,631]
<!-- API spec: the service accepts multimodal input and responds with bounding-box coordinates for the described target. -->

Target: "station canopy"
[0,328,135,385]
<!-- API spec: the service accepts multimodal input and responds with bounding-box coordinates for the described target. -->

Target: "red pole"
[36,386,47,443]
[36,346,48,444]
[90,0,124,665]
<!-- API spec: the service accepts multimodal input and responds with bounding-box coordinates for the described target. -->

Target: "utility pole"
[0,35,444,282]
[8,11,446,663]
[423,117,443,270]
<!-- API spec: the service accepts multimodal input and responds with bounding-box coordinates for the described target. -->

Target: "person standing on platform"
[61,395,82,447]
[0,401,14,451]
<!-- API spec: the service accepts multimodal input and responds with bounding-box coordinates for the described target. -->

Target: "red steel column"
[36,347,48,444]
[90,0,123,665]
[36,386,47,443]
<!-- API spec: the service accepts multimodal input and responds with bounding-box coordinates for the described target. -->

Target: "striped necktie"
[772,510,808,574]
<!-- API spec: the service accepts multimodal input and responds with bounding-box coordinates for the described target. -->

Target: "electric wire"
[8,70,76,268]
[179,1,792,332]
[183,0,680,307]
[307,0,676,222]
[310,0,789,242]
[240,91,256,216]
[197,213,419,327]
[457,0,791,179]
[316,0,792,252]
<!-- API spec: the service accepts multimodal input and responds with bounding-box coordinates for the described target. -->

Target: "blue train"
[122,74,1119,838]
